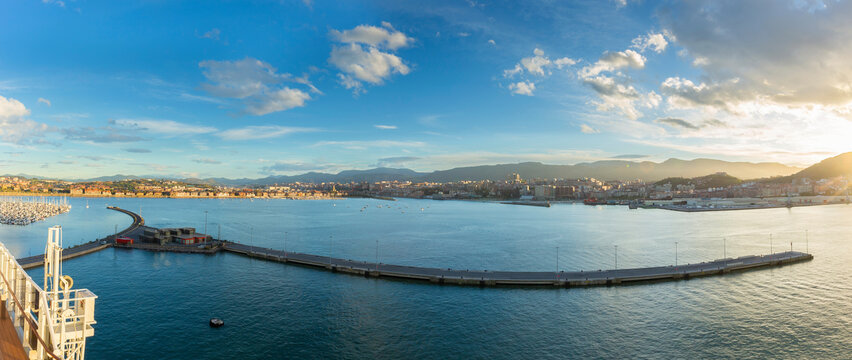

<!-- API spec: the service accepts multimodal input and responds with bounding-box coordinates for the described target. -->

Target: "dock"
[17,206,143,270]
[19,207,814,288]
[223,242,812,287]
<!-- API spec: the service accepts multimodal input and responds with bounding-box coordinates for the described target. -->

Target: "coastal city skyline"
[4,1,852,179]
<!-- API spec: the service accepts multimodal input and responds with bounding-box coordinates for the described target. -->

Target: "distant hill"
[655,172,742,190]
[790,152,852,180]
[217,168,426,186]
[421,159,798,183]
[48,158,801,186]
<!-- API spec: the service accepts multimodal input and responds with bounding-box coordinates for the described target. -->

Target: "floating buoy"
[209,318,224,328]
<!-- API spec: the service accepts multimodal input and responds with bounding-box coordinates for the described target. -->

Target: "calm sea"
[2,196,850,359]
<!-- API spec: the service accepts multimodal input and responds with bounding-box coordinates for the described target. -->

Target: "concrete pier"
[17,206,143,269]
[223,242,813,287]
[18,207,815,288]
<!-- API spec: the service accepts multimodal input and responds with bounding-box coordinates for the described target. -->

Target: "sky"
[2,0,852,179]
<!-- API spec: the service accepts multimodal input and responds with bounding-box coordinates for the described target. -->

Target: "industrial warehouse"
[139,227,212,245]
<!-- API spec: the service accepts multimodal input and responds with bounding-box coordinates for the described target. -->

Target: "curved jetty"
[0,197,70,225]
[22,207,815,288]
[17,206,142,269]
[225,243,812,287]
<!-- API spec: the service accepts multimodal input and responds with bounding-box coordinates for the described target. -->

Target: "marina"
[0,197,71,226]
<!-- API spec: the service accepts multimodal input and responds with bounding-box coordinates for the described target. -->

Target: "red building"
[115,237,134,245]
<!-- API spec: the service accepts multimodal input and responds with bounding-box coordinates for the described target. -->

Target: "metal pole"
[375,239,379,272]
[204,210,208,238]
[250,226,253,254]
[614,245,618,271]
[675,242,678,267]
[330,235,333,265]
[805,229,808,253]
[218,224,221,242]
[723,237,726,259]
[555,246,559,279]
[284,231,288,257]
[770,233,773,258]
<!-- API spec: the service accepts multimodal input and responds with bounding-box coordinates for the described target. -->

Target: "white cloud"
[508,81,535,96]
[661,1,852,108]
[502,48,576,97]
[42,0,65,8]
[0,95,48,144]
[503,64,523,78]
[199,28,221,40]
[330,23,413,50]
[200,58,280,99]
[577,39,659,119]
[113,119,218,135]
[217,126,317,141]
[631,33,668,53]
[374,124,397,130]
[314,140,426,150]
[329,44,410,87]
[580,124,600,134]
[488,39,496,46]
[505,48,576,78]
[37,98,51,107]
[261,161,339,174]
[578,49,645,78]
[660,77,750,112]
[329,23,413,93]
[580,75,645,119]
[199,57,315,115]
[245,88,311,115]
[554,57,577,69]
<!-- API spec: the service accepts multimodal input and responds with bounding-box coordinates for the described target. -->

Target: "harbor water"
[1,196,850,358]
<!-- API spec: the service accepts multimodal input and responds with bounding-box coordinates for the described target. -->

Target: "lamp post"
[375,239,379,273]
[614,245,618,271]
[284,231,288,258]
[675,242,678,268]
[555,246,559,280]
[770,233,773,258]
[330,235,334,265]
[204,211,208,240]
[805,229,808,253]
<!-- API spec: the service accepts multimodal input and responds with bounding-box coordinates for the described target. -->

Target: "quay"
[17,206,143,270]
[224,243,812,287]
[22,207,816,288]
[500,201,551,208]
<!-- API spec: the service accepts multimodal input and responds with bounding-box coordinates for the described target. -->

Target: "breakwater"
[16,206,143,270]
[223,242,812,287]
[0,197,70,225]
[17,206,814,288]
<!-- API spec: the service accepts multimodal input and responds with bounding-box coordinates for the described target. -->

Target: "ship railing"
[0,241,96,360]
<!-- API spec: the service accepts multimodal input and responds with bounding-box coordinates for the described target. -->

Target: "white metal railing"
[0,226,96,360]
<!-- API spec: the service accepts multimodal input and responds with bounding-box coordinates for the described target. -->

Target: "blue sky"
[2,0,852,179]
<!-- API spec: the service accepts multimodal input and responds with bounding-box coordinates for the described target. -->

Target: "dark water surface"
[2,196,850,358]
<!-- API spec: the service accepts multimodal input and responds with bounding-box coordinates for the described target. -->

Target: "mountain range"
[5,156,828,186]
[163,158,800,186]
[764,152,852,183]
